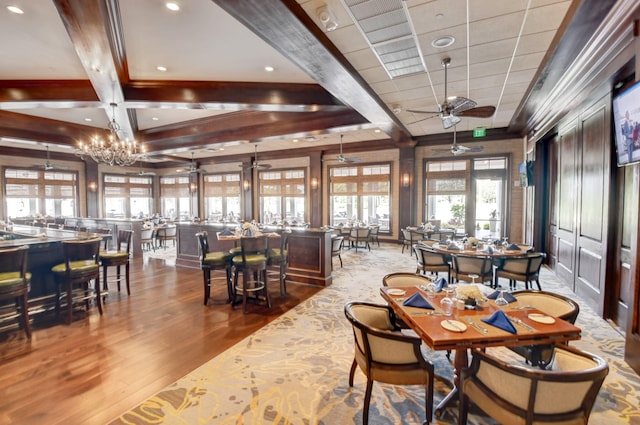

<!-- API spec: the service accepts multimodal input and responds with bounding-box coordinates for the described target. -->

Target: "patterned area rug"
[112,244,639,425]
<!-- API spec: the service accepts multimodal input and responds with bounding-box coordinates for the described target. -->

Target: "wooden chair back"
[382,272,432,287]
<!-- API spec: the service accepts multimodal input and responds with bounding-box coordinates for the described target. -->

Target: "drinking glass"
[440,291,453,316]
[423,281,437,298]
[495,289,509,306]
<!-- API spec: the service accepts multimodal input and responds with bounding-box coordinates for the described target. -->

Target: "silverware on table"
[465,317,488,334]
[445,319,465,332]
[410,310,444,316]
[510,316,535,332]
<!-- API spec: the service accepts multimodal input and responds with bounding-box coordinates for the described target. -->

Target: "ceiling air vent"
[342,0,426,79]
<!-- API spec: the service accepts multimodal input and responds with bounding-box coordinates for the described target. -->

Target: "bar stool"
[99,230,133,296]
[51,237,102,324]
[0,245,31,339]
[231,235,270,313]
[267,231,289,296]
[196,231,233,305]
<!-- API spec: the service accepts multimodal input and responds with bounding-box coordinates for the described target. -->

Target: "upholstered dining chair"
[450,253,493,285]
[156,225,177,249]
[509,290,580,367]
[100,229,133,296]
[231,235,271,313]
[51,237,102,324]
[459,345,609,425]
[494,252,547,290]
[196,231,233,305]
[344,301,434,425]
[140,227,155,252]
[413,245,451,282]
[331,235,344,269]
[382,272,432,287]
[368,225,380,247]
[0,245,31,339]
[350,227,371,252]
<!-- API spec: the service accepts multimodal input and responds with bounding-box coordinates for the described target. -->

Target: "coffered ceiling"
[0,0,608,166]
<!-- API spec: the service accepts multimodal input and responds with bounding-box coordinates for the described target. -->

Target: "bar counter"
[1,225,105,312]
[175,223,333,287]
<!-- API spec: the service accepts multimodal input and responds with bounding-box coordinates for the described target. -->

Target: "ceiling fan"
[37,146,67,171]
[177,152,205,174]
[126,162,156,177]
[407,57,496,129]
[241,145,272,170]
[335,134,361,163]
[434,125,484,156]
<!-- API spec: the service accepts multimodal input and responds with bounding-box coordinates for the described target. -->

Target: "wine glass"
[423,280,437,298]
[495,289,509,306]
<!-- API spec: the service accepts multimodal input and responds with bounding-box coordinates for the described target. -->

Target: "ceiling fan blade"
[407,113,441,125]
[407,108,441,115]
[448,96,477,113]
[458,105,496,118]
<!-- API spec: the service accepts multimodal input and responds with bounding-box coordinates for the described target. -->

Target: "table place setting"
[527,313,555,324]
[441,319,467,333]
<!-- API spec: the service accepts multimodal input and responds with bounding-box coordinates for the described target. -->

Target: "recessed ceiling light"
[156,66,167,72]
[432,35,455,49]
[7,6,24,14]
[84,118,92,122]
[152,117,159,121]
[166,2,180,12]
[292,139,299,143]
[218,148,224,151]
[304,136,317,142]
[374,129,381,133]
[264,66,274,72]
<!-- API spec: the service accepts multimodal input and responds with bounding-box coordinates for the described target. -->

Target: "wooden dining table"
[379,285,582,417]
[430,241,532,257]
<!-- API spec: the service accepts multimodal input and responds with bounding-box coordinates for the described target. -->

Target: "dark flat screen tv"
[613,79,640,166]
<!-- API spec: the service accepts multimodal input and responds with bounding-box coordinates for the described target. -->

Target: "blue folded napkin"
[487,290,517,303]
[402,292,434,309]
[506,243,521,250]
[219,228,233,236]
[434,276,448,292]
[482,310,517,333]
[433,226,440,231]
[440,239,449,244]
[417,225,425,230]
[483,246,494,254]
[446,243,460,251]
[244,229,254,236]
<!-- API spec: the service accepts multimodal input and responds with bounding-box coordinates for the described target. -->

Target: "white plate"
[387,289,406,296]
[440,320,467,332]
[528,313,555,324]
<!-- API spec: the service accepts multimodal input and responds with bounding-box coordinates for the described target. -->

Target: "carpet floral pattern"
[112,244,639,425]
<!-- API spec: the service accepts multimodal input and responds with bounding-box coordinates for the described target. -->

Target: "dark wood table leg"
[435,348,469,416]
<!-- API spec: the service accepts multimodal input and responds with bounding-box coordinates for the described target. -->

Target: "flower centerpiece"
[468,236,479,248]
[456,285,484,308]
[241,221,253,236]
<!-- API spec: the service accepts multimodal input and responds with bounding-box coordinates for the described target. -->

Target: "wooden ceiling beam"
[53,0,135,138]
[124,80,347,111]
[0,110,99,147]
[212,0,411,146]
[142,109,367,154]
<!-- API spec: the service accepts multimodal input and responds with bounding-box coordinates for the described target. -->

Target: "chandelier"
[75,103,144,166]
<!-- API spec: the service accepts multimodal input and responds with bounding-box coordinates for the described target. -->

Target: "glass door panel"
[474,178,504,239]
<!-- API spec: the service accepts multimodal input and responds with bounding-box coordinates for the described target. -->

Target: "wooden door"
[573,102,610,313]
[554,121,579,289]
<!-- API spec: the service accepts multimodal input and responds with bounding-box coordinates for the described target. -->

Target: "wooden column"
[309,151,322,227]
[85,161,99,218]
[398,146,415,230]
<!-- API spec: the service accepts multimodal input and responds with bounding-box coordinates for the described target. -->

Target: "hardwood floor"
[0,255,323,425]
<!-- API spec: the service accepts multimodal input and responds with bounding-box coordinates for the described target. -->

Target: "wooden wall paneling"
[398,146,415,230]
[309,151,322,228]
[547,134,560,271]
[615,165,636,331]
[575,100,610,313]
[555,122,579,287]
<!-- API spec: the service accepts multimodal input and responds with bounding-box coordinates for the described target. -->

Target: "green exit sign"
[473,127,486,138]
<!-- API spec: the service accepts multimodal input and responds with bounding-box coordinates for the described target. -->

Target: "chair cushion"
[268,248,288,260]
[228,246,242,255]
[203,251,231,265]
[0,271,31,287]
[232,254,267,266]
[99,250,129,260]
[52,260,99,275]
